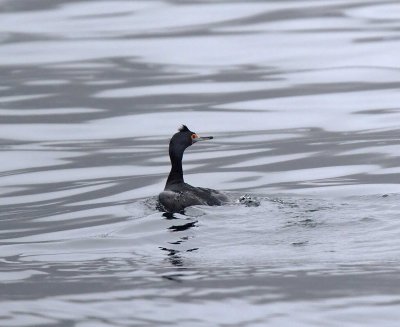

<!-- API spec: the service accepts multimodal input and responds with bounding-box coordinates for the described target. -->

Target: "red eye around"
[191,134,198,139]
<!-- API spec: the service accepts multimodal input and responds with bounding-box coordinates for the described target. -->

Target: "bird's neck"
[166,150,184,186]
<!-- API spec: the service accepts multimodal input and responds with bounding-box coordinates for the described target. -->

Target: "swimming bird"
[159,125,228,212]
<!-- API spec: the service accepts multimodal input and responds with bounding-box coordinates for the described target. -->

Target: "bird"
[158,125,229,212]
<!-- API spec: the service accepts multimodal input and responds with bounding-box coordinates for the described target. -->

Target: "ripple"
[95,81,278,98]
[0,107,103,116]
[347,4,400,20]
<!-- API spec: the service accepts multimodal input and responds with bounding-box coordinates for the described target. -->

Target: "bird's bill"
[192,135,213,143]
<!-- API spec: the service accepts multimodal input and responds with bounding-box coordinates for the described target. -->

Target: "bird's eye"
[191,134,198,139]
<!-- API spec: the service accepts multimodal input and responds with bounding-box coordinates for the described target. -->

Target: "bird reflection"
[159,246,184,266]
[162,212,179,220]
[159,212,199,267]
[168,221,197,232]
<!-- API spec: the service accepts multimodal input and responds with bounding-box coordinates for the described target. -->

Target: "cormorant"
[159,125,228,212]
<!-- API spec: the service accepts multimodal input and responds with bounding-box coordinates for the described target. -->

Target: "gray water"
[2,0,400,326]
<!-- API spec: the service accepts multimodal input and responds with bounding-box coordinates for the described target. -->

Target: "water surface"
[1,0,400,326]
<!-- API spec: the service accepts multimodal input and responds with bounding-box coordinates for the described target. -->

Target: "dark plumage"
[159,125,228,212]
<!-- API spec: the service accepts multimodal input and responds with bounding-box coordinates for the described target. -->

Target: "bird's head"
[170,125,213,149]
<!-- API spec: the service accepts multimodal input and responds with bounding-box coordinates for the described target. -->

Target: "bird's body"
[158,125,228,212]
[159,183,228,213]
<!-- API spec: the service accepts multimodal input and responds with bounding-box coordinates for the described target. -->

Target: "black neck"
[166,147,184,186]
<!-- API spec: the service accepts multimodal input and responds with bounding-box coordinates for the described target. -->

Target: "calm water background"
[2,0,400,326]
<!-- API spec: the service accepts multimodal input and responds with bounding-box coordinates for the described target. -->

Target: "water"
[1,0,400,325]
